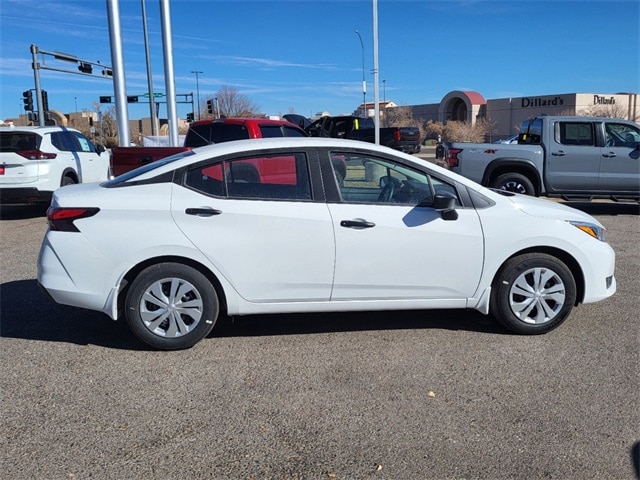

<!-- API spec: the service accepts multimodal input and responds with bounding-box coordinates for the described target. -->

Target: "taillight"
[17,149,57,160]
[446,148,463,168]
[0,165,4,175]
[47,207,99,232]
[394,130,402,142]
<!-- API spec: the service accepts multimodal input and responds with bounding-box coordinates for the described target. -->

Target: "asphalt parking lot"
[1,200,639,480]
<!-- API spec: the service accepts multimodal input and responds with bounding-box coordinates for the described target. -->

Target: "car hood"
[503,192,604,227]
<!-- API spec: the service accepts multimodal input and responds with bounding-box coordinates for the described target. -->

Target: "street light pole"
[191,70,202,120]
[354,29,366,117]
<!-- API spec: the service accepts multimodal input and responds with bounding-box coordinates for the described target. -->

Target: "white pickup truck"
[446,116,640,201]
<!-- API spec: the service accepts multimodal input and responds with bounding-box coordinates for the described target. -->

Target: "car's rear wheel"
[490,253,576,334]
[125,263,219,350]
[61,175,76,187]
[491,172,535,196]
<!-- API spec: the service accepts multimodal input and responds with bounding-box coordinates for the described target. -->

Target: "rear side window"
[259,125,285,138]
[185,124,249,147]
[50,131,79,152]
[0,132,40,152]
[556,122,595,146]
[185,152,312,200]
[283,126,307,137]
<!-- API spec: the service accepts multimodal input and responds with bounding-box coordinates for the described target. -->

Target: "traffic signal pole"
[30,44,45,126]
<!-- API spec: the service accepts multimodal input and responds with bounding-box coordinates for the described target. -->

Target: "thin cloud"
[204,55,338,70]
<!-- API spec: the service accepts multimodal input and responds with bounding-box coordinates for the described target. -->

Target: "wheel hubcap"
[139,277,203,337]
[509,267,565,324]
[501,181,526,194]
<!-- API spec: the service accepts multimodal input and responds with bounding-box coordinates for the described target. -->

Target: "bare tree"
[91,102,119,147]
[208,85,261,118]
[439,119,490,143]
[578,103,629,119]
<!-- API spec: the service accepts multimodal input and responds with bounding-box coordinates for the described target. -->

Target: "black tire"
[490,253,576,335]
[125,263,219,350]
[61,176,76,187]
[491,172,535,196]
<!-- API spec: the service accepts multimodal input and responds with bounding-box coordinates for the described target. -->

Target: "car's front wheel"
[490,253,577,334]
[125,263,219,350]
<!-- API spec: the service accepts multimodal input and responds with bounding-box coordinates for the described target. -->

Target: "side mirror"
[434,192,458,221]
[96,144,106,154]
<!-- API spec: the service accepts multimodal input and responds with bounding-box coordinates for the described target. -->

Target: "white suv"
[0,126,110,205]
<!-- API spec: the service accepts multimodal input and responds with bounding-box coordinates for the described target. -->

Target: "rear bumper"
[0,187,52,205]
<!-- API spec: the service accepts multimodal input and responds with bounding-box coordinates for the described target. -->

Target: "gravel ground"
[1,201,638,480]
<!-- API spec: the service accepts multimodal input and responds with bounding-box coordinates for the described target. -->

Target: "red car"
[110,118,307,177]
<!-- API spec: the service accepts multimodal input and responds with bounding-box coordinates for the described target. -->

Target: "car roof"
[190,117,298,127]
[0,126,81,133]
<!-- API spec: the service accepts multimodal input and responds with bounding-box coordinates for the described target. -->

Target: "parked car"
[110,117,307,177]
[0,126,110,204]
[38,138,616,350]
[306,115,422,153]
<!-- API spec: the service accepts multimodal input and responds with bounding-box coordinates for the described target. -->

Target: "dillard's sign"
[521,96,565,108]
[593,95,616,105]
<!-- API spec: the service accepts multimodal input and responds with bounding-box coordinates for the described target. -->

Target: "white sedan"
[38,138,616,350]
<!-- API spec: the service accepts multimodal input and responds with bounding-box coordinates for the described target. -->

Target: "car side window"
[72,132,97,153]
[605,122,640,148]
[328,151,458,206]
[50,132,75,151]
[555,122,595,146]
[185,152,312,201]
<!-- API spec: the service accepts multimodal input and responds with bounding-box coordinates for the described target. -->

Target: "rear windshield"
[0,132,40,152]
[185,124,249,147]
[518,118,543,144]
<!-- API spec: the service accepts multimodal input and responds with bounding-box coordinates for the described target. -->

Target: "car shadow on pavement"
[0,279,143,350]
[562,201,640,216]
[0,204,48,220]
[632,441,640,480]
[1,279,506,350]
[212,309,504,340]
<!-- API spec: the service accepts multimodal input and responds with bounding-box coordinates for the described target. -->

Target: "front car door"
[599,121,640,192]
[171,149,335,303]
[323,149,485,302]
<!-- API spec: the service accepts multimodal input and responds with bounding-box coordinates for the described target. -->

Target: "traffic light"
[23,90,33,111]
[186,112,194,122]
[99,96,112,103]
[78,62,93,74]
[102,68,112,77]
[127,95,139,103]
[206,99,213,115]
[41,90,49,112]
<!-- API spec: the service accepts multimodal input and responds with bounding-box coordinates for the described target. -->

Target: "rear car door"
[171,150,335,303]
[324,150,484,301]
[545,120,602,191]
[599,121,640,192]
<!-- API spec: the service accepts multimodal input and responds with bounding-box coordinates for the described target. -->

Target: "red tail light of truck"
[446,148,462,168]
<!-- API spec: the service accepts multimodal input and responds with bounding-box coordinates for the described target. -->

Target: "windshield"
[104,150,195,186]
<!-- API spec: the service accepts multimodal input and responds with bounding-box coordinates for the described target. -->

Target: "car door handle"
[602,151,617,158]
[551,150,566,156]
[340,219,375,229]
[185,207,222,217]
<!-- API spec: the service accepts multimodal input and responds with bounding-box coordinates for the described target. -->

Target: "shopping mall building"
[407,91,639,139]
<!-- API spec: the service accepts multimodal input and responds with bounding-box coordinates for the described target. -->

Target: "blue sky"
[1,0,638,121]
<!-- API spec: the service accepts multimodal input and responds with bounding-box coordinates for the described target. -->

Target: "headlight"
[569,221,606,241]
